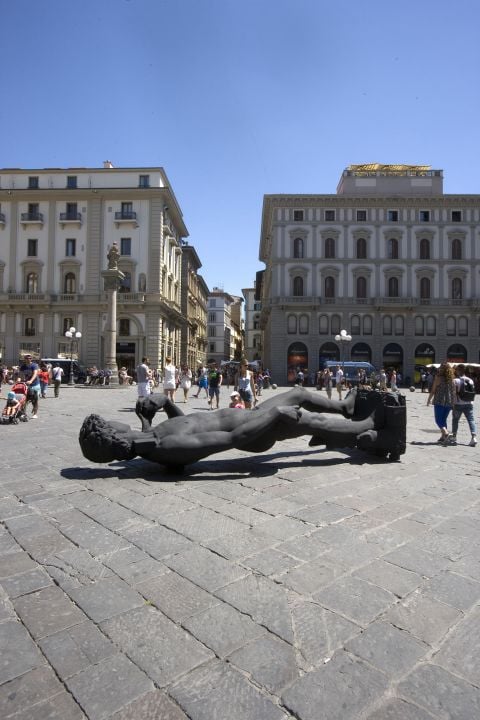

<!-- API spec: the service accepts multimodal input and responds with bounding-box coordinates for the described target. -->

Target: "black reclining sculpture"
[79,387,406,472]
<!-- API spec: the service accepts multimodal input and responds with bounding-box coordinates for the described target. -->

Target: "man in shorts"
[20,354,41,418]
[207,362,222,409]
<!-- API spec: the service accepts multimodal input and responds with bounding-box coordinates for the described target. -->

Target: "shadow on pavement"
[61,445,387,483]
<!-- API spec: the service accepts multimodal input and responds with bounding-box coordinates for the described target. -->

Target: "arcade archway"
[351,342,372,363]
[287,342,308,383]
[383,343,403,375]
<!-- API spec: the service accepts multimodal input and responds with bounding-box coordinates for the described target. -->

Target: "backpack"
[458,377,476,402]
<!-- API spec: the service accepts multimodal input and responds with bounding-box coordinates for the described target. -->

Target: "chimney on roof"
[103,160,114,169]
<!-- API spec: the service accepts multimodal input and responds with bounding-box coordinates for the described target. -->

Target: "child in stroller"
[2,383,28,423]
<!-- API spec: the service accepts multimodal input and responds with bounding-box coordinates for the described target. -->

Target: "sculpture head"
[79,414,135,463]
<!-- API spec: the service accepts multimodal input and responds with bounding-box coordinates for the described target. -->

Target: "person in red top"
[38,363,50,398]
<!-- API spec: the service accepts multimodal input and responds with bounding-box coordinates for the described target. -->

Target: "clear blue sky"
[1,0,479,297]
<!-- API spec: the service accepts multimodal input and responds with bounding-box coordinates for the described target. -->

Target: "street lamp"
[65,326,82,386]
[334,329,352,370]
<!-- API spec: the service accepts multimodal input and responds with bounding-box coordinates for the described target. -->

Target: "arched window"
[452,277,462,300]
[446,316,456,336]
[363,315,373,335]
[325,237,335,258]
[420,277,431,299]
[26,272,38,293]
[458,316,468,336]
[387,238,399,259]
[383,316,392,335]
[415,316,424,335]
[419,238,430,259]
[325,276,335,298]
[64,272,76,294]
[319,315,329,334]
[331,314,341,335]
[299,314,309,334]
[356,276,367,299]
[351,315,361,334]
[293,276,304,296]
[388,277,399,297]
[426,316,436,336]
[63,317,74,334]
[451,238,462,260]
[394,315,404,335]
[356,238,367,259]
[293,238,304,258]
[287,314,297,334]
[24,317,36,336]
[120,271,131,293]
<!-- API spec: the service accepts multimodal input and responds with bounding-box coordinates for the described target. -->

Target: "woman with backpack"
[450,364,477,446]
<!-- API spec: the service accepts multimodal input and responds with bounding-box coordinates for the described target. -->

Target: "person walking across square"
[52,363,64,397]
[136,357,151,398]
[450,364,477,446]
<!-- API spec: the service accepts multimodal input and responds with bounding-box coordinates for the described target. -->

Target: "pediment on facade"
[288,227,308,239]
[288,265,309,277]
[415,265,436,278]
[414,229,435,239]
[319,265,340,278]
[447,266,468,278]
[446,230,467,240]
[352,228,372,240]
[352,265,373,277]
[319,228,340,240]
[382,228,404,240]
[383,265,405,277]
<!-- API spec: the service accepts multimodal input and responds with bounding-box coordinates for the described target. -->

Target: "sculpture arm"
[136,393,184,431]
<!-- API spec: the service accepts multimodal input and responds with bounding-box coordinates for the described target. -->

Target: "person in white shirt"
[163,357,177,402]
[335,365,344,399]
[136,357,150,398]
[52,363,64,398]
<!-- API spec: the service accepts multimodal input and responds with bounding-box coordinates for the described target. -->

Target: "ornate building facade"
[0,163,189,371]
[259,165,480,384]
[180,243,209,370]
[207,288,243,365]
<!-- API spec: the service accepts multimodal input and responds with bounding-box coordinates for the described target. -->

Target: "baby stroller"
[2,382,29,424]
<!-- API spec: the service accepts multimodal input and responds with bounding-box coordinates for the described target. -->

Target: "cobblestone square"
[0,385,479,718]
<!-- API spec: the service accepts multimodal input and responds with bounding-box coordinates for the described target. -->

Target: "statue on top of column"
[107,242,120,270]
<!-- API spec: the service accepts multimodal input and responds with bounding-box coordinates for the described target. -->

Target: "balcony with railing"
[7,293,47,304]
[114,210,138,228]
[59,211,82,228]
[20,211,44,227]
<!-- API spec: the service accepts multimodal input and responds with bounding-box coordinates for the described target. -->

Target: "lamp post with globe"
[334,329,352,370]
[65,326,82,386]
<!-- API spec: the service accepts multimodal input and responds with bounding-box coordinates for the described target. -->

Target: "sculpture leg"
[258,386,357,418]
[296,407,380,448]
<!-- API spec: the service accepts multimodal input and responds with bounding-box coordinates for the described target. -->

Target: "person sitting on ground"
[119,367,132,385]
[229,391,245,409]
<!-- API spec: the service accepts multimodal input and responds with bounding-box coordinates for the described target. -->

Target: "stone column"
[101,243,124,387]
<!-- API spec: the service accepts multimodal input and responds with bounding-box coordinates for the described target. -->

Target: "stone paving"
[0,383,479,719]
